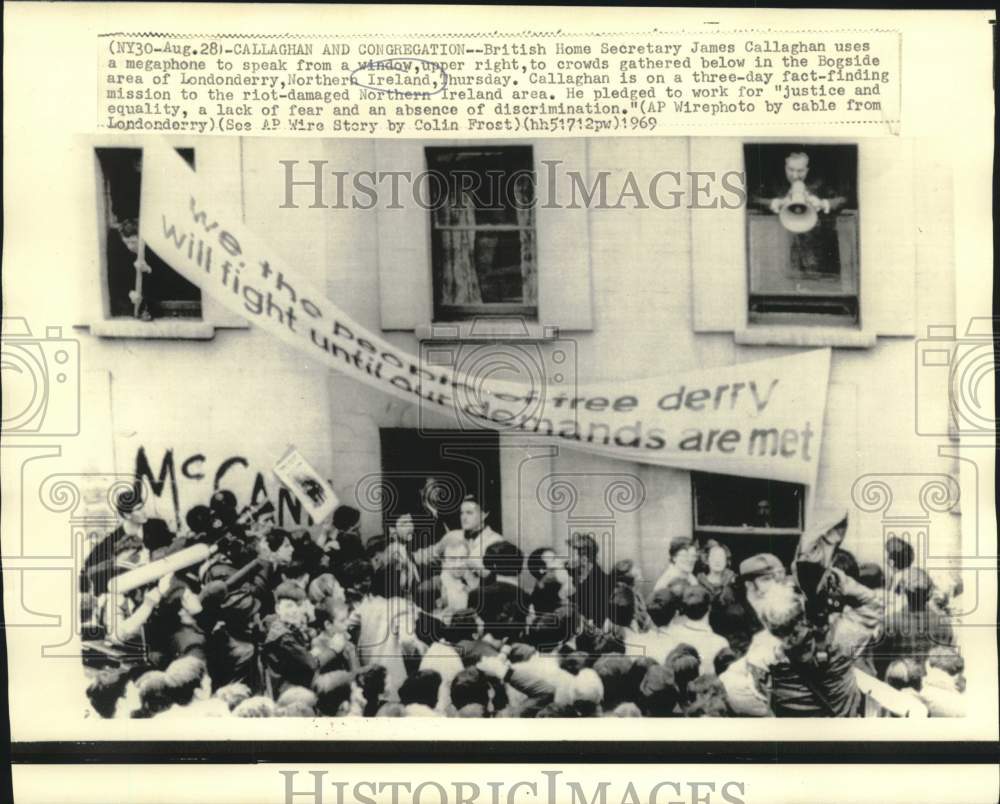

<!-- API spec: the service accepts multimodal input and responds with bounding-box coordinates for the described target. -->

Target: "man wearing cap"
[566,531,610,627]
[741,553,787,615]
[725,552,789,655]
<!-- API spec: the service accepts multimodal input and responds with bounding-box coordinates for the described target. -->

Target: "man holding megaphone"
[755,150,848,276]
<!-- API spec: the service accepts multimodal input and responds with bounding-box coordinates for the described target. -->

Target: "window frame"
[690,471,806,538]
[690,137,916,349]
[425,145,538,323]
[374,138,594,341]
[80,135,248,340]
[743,142,861,327]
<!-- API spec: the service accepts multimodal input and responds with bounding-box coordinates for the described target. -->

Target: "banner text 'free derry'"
[140,141,831,487]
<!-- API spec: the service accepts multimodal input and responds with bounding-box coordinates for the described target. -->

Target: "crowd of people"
[80,478,966,720]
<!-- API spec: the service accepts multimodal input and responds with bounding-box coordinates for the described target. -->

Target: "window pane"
[474,230,529,303]
[428,146,537,318]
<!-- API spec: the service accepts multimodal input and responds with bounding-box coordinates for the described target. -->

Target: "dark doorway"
[379,428,502,542]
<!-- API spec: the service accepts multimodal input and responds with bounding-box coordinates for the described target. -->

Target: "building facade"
[63,134,960,585]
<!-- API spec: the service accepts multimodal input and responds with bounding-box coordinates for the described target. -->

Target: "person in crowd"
[529,555,575,618]
[434,495,504,580]
[399,669,443,716]
[592,654,641,711]
[884,657,926,704]
[417,477,453,547]
[559,668,605,717]
[753,581,866,717]
[155,656,228,717]
[527,547,558,587]
[78,478,965,721]
[662,585,730,676]
[609,558,652,632]
[214,682,252,712]
[449,667,494,717]
[919,646,966,717]
[350,556,427,699]
[313,670,354,716]
[876,567,953,677]
[261,581,319,697]
[664,644,702,709]
[325,505,367,566]
[389,512,416,548]
[132,669,174,719]
[85,667,131,719]
[82,484,152,589]
[310,603,358,673]
[350,664,388,717]
[796,510,850,569]
[233,696,277,718]
[697,540,738,607]
[652,536,699,592]
[468,540,526,638]
[632,583,685,664]
[261,528,296,568]
[738,552,788,636]
[417,539,472,615]
[419,608,478,712]
[605,585,642,648]
[638,664,678,717]
[885,535,916,596]
[566,532,610,627]
[683,674,731,717]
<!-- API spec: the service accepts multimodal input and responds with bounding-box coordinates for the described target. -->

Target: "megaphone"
[779,180,818,233]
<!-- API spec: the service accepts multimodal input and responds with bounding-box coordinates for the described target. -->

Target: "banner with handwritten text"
[140,140,830,486]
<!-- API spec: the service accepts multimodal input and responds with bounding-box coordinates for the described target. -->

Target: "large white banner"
[140,141,831,486]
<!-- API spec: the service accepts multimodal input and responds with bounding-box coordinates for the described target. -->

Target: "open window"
[96,147,202,322]
[744,143,860,326]
[83,137,246,339]
[426,146,537,322]
[691,471,805,567]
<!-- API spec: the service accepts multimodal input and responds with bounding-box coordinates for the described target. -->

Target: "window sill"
[86,320,216,340]
[734,326,876,349]
[416,320,558,342]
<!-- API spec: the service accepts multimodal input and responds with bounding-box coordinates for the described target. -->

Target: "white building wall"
[19,135,958,585]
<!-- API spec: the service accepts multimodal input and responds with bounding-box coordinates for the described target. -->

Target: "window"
[691,471,804,566]
[96,148,202,321]
[378,428,502,540]
[426,146,537,322]
[744,143,859,325]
